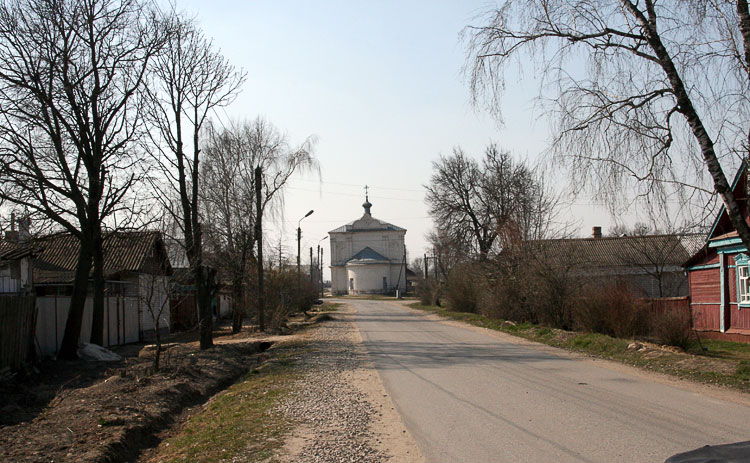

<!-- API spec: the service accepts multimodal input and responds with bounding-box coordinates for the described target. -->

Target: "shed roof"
[33,231,172,284]
[0,240,40,261]
[525,234,704,269]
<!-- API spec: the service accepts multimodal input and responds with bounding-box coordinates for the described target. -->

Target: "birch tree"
[465,0,750,250]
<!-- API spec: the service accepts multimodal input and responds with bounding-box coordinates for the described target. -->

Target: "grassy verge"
[148,344,304,463]
[409,303,750,393]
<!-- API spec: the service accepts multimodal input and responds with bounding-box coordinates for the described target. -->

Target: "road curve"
[346,299,750,463]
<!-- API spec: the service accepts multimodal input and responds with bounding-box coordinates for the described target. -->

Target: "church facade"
[329,196,407,295]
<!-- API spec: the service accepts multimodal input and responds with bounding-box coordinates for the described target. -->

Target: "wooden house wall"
[689,268,721,331]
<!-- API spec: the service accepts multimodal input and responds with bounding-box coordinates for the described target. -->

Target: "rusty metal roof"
[0,240,40,261]
[33,231,172,284]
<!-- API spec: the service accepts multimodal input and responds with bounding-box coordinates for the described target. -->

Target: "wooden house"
[32,231,173,355]
[685,164,750,342]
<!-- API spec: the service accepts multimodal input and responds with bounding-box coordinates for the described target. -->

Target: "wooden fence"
[0,295,36,370]
[640,296,691,323]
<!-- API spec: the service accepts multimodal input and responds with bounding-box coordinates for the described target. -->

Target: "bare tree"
[425,144,556,261]
[0,0,167,358]
[465,0,750,251]
[145,14,245,349]
[139,262,170,371]
[200,118,317,333]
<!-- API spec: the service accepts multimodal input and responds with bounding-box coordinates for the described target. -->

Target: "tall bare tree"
[145,14,245,349]
[465,0,750,250]
[200,118,317,333]
[0,0,167,358]
[426,144,556,261]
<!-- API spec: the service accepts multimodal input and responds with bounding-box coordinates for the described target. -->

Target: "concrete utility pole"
[297,210,314,294]
[320,247,324,298]
[310,247,314,286]
[255,167,265,331]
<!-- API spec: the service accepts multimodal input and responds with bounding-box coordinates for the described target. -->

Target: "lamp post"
[297,210,314,292]
[317,236,328,298]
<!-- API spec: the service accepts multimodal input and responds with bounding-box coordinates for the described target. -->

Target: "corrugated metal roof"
[0,240,40,261]
[33,231,171,283]
[525,234,704,269]
[346,246,389,263]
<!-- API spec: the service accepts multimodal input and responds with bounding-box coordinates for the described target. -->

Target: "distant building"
[525,228,702,298]
[329,194,407,295]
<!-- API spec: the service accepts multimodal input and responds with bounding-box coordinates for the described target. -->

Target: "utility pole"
[424,253,428,280]
[310,247,314,286]
[402,244,407,295]
[255,167,265,331]
[320,247,324,298]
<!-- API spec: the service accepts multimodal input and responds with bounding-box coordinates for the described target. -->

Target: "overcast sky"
[177,0,629,277]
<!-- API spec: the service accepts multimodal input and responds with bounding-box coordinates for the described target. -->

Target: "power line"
[286,186,425,202]
[294,178,424,193]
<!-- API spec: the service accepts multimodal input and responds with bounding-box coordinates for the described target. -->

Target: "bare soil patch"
[0,317,323,463]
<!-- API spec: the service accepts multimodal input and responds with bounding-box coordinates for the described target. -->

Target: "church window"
[349,278,354,290]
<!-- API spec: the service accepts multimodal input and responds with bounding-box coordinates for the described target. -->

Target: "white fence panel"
[36,295,140,356]
[0,277,20,293]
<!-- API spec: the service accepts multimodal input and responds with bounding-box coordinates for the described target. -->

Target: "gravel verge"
[275,306,422,463]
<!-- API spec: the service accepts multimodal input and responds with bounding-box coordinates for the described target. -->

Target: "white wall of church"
[330,230,405,266]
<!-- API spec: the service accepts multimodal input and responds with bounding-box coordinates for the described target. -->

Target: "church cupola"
[362,186,372,215]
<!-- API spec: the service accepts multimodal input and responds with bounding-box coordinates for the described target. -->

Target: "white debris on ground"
[275,313,390,463]
[77,343,122,361]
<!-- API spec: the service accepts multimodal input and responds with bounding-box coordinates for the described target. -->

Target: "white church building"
[329,194,407,295]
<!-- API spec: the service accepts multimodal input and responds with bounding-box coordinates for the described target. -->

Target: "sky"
[176,0,628,278]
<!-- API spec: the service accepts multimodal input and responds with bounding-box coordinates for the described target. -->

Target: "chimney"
[18,216,30,242]
[592,226,602,239]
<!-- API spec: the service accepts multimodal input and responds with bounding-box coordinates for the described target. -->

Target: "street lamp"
[297,210,314,291]
[318,236,328,298]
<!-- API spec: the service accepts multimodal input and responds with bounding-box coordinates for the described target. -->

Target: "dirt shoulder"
[0,323,281,463]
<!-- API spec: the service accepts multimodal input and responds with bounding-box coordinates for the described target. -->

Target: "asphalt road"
[348,299,750,463]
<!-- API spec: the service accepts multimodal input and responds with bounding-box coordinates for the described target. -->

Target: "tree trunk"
[196,265,214,350]
[90,230,105,346]
[58,242,93,359]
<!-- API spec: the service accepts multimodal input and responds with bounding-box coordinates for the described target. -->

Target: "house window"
[737,254,750,305]
[349,278,354,290]
[382,276,387,289]
[740,266,750,303]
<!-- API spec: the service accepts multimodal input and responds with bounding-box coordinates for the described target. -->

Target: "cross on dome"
[362,185,372,215]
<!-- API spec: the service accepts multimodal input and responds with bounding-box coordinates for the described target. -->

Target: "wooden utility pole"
[310,247,314,286]
[255,167,265,331]
[424,253,428,279]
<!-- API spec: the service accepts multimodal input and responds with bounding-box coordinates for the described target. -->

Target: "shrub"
[417,279,442,306]
[444,263,480,313]
[573,281,647,338]
[649,309,692,350]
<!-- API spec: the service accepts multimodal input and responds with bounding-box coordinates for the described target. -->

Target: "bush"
[649,309,692,349]
[443,263,480,313]
[573,281,648,338]
[417,279,442,306]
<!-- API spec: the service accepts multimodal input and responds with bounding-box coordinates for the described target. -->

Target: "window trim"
[735,253,750,307]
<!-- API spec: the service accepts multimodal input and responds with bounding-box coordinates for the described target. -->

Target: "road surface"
[348,299,750,463]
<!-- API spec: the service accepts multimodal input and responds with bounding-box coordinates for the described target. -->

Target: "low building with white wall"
[329,195,407,295]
